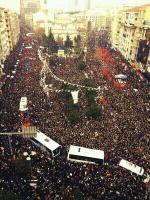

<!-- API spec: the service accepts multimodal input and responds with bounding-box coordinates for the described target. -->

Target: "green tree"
[86,103,102,118]
[86,89,97,104]
[78,51,84,62]
[63,84,80,124]
[63,84,77,100]
[68,109,80,124]
[76,35,81,46]
[56,35,64,47]
[74,35,82,55]
[64,35,73,50]
[42,34,48,48]
[48,31,58,53]
[84,78,93,87]
[78,61,86,70]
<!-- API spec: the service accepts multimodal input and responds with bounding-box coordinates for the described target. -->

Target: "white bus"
[68,145,104,164]
[119,159,144,176]
[33,131,62,157]
[19,97,28,112]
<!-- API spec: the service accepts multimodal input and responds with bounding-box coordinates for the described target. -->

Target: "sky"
[0,0,150,13]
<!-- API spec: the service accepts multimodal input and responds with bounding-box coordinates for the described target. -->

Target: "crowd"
[0,30,149,200]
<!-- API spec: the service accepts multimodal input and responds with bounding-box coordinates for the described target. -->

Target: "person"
[0,30,149,200]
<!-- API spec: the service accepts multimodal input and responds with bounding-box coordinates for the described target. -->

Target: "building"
[4,10,20,50]
[0,8,10,76]
[77,10,112,31]
[33,12,87,42]
[111,4,150,69]
[20,0,41,26]
[0,8,20,77]
[111,12,122,48]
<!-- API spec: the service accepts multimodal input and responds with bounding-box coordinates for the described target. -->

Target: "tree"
[86,103,102,118]
[56,35,64,47]
[76,35,81,46]
[42,34,48,48]
[64,35,73,50]
[68,109,80,124]
[86,89,97,104]
[63,84,80,124]
[47,31,58,53]
[63,84,77,100]
[78,61,86,70]
[78,51,84,62]
[74,35,82,55]
[84,78,93,87]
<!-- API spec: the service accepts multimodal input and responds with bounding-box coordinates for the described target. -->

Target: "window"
[69,154,103,164]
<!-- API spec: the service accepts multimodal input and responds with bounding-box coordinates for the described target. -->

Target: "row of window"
[69,154,103,164]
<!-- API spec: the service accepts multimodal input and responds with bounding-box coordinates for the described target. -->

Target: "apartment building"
[111,4,150,69]
[0,8,20,77]
[4,10,20,50]
[76,10,112,31]
[0,8,10,75]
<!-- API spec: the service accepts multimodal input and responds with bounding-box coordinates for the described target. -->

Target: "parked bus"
[119,159,144,176]
[32,131,62,157]
[68,145,104,164]
[19,97,28,112]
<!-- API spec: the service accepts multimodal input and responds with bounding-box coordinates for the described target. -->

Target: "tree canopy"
[64,35,73,50]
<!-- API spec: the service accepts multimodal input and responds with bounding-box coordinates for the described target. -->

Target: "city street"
[0,31,149,199]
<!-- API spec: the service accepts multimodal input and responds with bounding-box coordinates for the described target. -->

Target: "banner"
[71,91,79,104]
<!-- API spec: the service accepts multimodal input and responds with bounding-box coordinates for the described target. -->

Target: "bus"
[32,131,62,157]
[19,97,28,112]
[119,159,144,176]
[68,145,104,164]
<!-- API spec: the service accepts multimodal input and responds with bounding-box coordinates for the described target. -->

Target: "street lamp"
[23,151,36,161]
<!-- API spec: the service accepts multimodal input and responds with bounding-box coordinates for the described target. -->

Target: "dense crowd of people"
[0,30,149,200]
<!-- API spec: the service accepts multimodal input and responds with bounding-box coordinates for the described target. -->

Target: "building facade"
[4,10,20,50]
[0,8,10,76]
[33,12,87,42]
[0,8,20,77]
[111,4,150,69]
[20,0,41,26]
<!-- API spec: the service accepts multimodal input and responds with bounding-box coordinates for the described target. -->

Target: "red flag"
[114,81,123,88]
